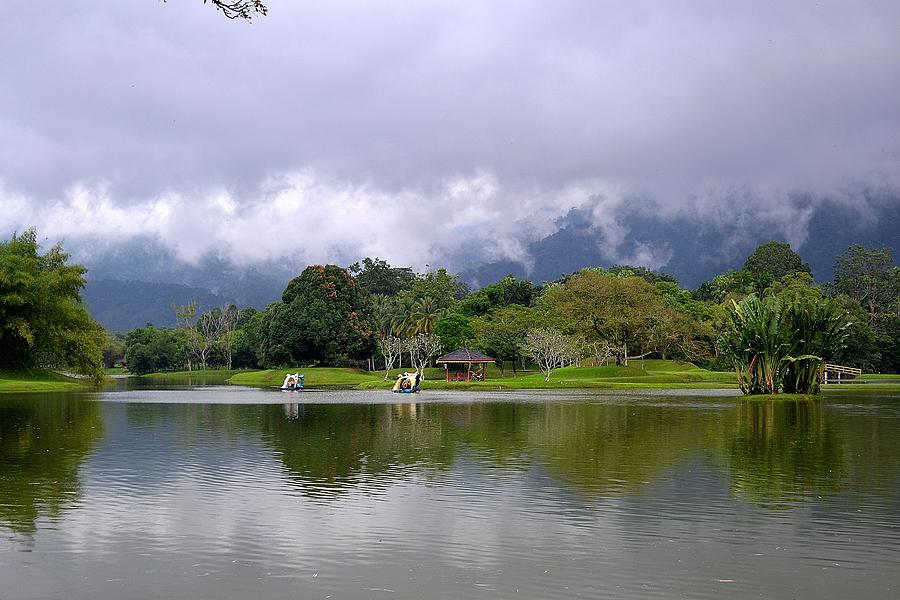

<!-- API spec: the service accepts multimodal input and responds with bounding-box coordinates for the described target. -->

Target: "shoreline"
[5,364,897,395]
[0,370,94,393]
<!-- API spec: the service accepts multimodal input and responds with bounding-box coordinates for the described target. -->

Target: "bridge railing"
[825,363,862,376]
[823,364,862,382]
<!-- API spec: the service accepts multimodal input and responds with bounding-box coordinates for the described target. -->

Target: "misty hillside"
[78,197,899,331]
[463,198,900,287]
[83,280,233,332]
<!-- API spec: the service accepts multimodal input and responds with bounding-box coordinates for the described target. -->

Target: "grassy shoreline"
[6,362,895,394]
[140,369,247,382]
[0,370,93,393]
[227,360,741,391]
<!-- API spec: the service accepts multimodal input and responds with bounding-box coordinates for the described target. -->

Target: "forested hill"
[76,197,898,330]
[462,197,900,288]
[83,280,232,332]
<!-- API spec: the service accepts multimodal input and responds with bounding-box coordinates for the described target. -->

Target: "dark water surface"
[1,387,898,599]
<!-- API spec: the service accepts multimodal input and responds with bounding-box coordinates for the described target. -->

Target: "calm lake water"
[1,385,898,599]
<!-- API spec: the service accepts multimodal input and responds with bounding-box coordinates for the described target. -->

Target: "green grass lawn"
[0,369,91,393]
[223,360,737,391]
[140,369,249,383]
[227,368,382,388]
[220,360,900,392]
[822,383,900,393]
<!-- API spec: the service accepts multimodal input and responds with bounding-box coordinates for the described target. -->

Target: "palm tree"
[390,295,418,337]
[410,296,447,335]
[368,294,395,338]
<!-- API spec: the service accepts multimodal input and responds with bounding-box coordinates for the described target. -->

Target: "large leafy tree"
[348,257,416,297]
[694,269,760,303]
[434,313,475,351]
[408,268,467,308]
[263,265,375,366]
[0,230,105,380]
[457,275,535,317]
[409,296,448,335]
[832,244,896,326]
[744,241,812,286]
[543,271,665,365]
[124,326,189,375]
[607,265,678,285]
[472,305,539,375]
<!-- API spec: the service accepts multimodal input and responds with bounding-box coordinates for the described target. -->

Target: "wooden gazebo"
[435,348,497,382]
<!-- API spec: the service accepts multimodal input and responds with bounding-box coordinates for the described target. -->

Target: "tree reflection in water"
[724,399,845,507]
[260,398,898,510]
[1,393,895,540]
[0,397,102,536]
[259,402,727,499]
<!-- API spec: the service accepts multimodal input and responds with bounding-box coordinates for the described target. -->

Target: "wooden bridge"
[823,363,862,382]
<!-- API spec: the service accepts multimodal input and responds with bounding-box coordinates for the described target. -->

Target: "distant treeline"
[110,242,899,376]
[2,229,897,381]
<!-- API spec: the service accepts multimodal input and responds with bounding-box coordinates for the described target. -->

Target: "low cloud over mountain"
[2,1,898,289]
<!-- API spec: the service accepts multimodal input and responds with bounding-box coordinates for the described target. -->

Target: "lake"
[1,385,898,599]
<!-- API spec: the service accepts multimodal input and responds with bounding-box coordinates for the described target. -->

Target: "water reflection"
[1,392,899,599]
[252,399,897,508]
[724,400,845,507]
[260,403,456,496]
[0,396,102,535]
[2,395,898,530]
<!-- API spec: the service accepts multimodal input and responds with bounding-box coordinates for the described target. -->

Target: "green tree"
[0,230,105,381]
[457,275,535,317]
[434,313,475,351]
[124,326,188,374]
[263,265,375,366]
[368,294,398,337]
[409,296,447,335]
[829,296,880,371]
[874,316,900,373]
[694,269,759,303]
[832,244,895,326]
[543,271,665,365]
[101,334,127,369]
[348,257,416,296]
[744,241,812,286]
[409,268,466,309]
[608,265,678,284]
[472,305,539,375]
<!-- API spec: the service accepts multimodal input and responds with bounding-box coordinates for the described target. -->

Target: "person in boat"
[392,371,420,392]
[281,372,304,390]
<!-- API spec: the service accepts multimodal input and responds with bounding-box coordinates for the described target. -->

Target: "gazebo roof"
[436,347,497,364]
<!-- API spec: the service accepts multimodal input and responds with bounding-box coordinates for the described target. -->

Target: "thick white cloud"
[1,1,898,271]
[3,172,613,270]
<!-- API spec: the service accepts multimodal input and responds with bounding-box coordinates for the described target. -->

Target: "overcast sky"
[1,1,898,271]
